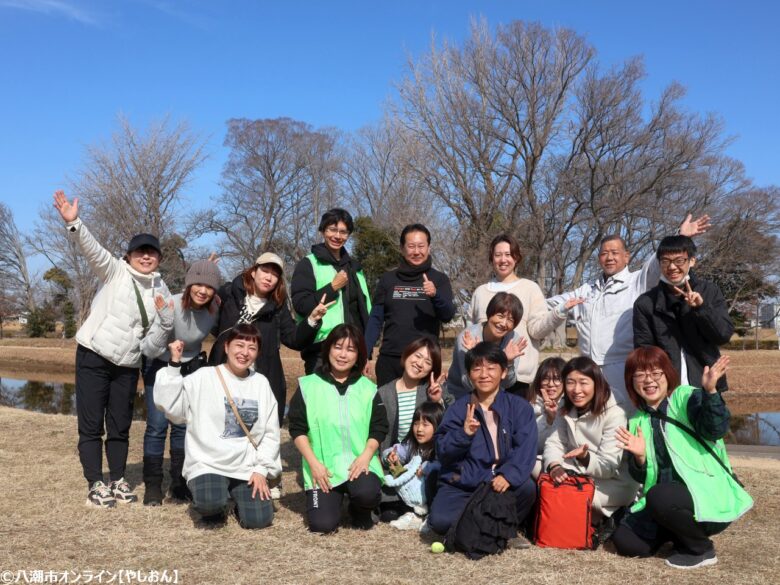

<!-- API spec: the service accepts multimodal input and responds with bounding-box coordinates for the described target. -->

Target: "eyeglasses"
[540,377,562,386]
[659,257,690,268]
[324,227,350,237]
[632,370,665,382]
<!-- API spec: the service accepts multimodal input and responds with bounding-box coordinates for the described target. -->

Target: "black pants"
[76,345,139,485]
[375,354,404,388]
[305,473,382,533]
[612,482,730,557]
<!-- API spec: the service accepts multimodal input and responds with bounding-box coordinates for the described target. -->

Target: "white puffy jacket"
[68,218,173,368]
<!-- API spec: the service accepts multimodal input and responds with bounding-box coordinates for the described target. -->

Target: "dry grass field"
[1,336,780,584]
[0,405,778,585]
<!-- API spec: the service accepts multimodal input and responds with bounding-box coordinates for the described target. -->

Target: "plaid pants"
[188,473,274,529]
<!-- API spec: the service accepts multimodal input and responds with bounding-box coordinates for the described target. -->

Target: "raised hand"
[463,402,481,436]
[331,270,348,291]
[672,280,704,308]
[386,449,400,467]
[207,251,220,264]
[616,426,646,463]
[248,472,271,500]
[679,213,712,238]
[564,443,589,463]
[427,372,447,403]
[53,190,79,223]
[422,273,436,297]
[168,340,184,363]
[504,336,528,361]
[154,294,174,314]
[702,355,730,394]
[461,329,477,351]
[309,293,337,322]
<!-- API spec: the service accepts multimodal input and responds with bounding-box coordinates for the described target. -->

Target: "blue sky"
[2,0,779,250]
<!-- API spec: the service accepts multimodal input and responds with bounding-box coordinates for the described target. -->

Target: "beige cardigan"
[470,278,566,384]
[542,394,639,517]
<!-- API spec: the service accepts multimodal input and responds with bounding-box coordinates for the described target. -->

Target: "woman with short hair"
[612,347,752,569]
[290,209,372,374]
[154,324,281,528]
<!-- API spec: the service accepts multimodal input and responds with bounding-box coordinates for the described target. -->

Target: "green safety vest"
[299,373,384,490]
[298,254,371,343]
[628,385,753,523]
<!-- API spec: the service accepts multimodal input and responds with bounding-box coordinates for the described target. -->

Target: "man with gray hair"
[546,214,710,406]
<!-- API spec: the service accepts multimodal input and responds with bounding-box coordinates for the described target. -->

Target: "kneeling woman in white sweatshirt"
[154,324,282,528]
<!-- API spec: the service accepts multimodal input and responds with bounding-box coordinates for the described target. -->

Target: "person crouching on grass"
[153,325,281,528]
[428,341,537,548]
[54,190,174,508]
[288,324,387,533]
[612,346,753,569]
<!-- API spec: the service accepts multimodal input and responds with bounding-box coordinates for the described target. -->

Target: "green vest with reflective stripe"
[629,385,753,522]
[299,373,384,490]
[299,254,371,343]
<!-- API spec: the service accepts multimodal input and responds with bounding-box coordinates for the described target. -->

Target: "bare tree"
[391,18,750,302]
[191,118,341,269]
[0,202,36,313]
[30,115,206,323]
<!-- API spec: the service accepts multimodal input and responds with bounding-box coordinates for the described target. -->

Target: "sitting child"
[382,401,444,531]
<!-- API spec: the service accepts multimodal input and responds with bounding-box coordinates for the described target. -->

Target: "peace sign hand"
[309,294,337,322]
[427,372,447,403]
[422,273,436,297]
[463,402,480,436]
[672,281,704,308]
[53,190,79,223]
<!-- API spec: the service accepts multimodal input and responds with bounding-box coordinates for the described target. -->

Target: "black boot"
[143,456,164,506]
[169,449,192,502]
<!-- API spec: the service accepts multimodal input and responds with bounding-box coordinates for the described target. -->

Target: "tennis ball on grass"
[431,542,445,553]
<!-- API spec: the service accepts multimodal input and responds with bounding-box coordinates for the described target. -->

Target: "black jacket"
[209,274,319,419]
[633,273,734,391]
[290,243,371,357]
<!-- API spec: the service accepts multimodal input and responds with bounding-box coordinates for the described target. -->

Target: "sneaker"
[269,486,282,500]
[390,512,424,531]
[507,534,532,550]
[419,519,432,535]
[86,481,116,508]
[665,548,718,569]
[109,478,138,504]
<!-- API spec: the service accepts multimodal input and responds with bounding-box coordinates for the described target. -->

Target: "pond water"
[2,375,778,446]
[0,376,147,419]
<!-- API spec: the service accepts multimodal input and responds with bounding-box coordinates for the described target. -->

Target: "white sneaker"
[390,512,424,531]
[419,519,432,534]
[86,481,116,508]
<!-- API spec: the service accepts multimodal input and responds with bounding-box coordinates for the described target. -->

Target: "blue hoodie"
[435,390,537,490]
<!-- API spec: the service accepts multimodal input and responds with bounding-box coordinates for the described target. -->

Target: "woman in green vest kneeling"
[288,324,387,532]
[613,346,753,569]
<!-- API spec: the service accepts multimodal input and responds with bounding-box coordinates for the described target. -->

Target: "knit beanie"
[185,260,222,290]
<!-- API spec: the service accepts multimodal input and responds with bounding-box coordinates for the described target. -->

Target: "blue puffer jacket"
[436,390,537,490]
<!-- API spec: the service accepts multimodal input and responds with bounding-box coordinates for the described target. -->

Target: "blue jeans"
[143,358,185,457]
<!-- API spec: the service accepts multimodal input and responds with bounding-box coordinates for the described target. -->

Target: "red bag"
[534,471,597,549]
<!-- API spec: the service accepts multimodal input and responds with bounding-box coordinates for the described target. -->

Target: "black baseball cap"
[127,233,162,255]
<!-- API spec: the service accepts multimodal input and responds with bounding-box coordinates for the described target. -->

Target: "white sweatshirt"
[154,364,282,482]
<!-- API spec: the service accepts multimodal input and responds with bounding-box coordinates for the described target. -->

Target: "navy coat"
[435,390,537,491]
